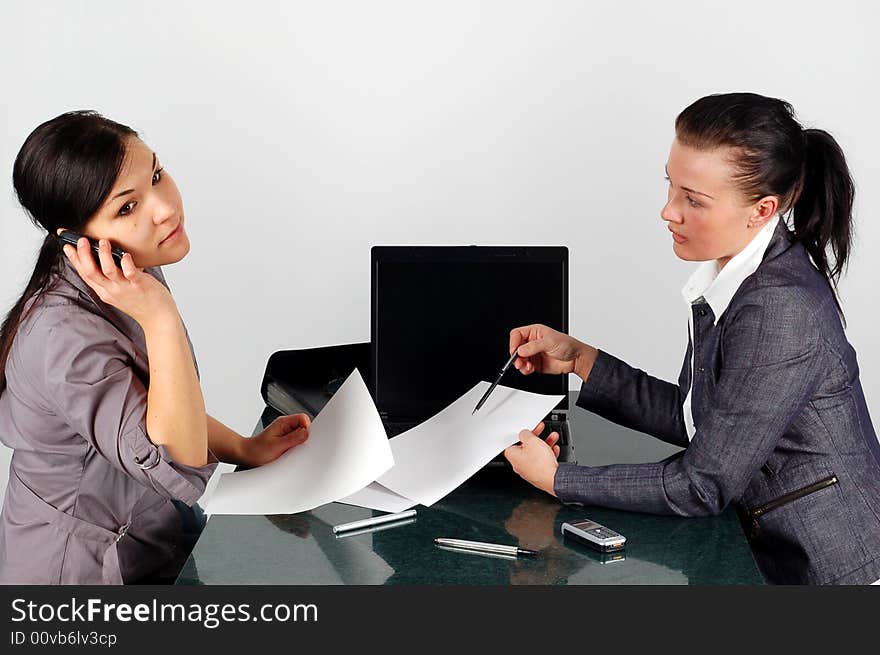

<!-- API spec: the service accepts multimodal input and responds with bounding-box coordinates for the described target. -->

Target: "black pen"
[472,350,519,414]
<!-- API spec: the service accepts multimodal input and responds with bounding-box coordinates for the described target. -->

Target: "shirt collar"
[681,215,780,325]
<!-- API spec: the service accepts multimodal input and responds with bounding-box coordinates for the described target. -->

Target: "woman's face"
[660,138,777,268]
[71,137,189,269]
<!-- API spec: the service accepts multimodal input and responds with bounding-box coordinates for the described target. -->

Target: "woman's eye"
[152,168,163,185]
[118,201,136,216]
[686,195,701,208]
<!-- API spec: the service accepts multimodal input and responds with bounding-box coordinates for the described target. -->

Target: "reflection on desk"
[176,395,764,585]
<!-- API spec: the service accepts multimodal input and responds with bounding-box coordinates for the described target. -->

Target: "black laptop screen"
[371,246,568,422]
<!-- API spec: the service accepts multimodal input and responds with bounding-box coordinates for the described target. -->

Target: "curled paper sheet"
[376,382,563,507]
[206,370,393,515]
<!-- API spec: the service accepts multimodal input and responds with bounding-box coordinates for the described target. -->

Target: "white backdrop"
[1,1,878,503]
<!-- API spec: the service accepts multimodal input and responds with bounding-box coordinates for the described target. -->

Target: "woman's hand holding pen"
[61,236,177,328]
[509,323,598,382]
[239,414,311,468]
[504,422,561,496]
[506,325,596,496]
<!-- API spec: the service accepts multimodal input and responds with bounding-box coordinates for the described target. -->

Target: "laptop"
[370,245,575,463]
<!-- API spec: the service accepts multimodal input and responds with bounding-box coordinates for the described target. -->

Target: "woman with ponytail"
[0,112,311,584]
[503,93,880,584]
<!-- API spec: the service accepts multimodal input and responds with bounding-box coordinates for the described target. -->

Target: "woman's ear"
[748,195,779,229]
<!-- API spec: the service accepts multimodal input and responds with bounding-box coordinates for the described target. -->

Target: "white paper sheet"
[199,462,236,517]
[337,482,417,513]
[377,382,563,507]
[206,370,394,515]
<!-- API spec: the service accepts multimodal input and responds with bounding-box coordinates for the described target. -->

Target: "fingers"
[504,430,534,469]
[285,427,309,446]
[65,237,139,287]
[293,413,311,430]
[66,237,112,300]
[275,413,311,433]
[267,427,309,463]
[503,444,522,468]
[63,240,104,299]
[97,239,120,280]
[120,252,139,279]
[75,237,101,281]
[510,325,547,375]
[518,428,538,443]
[516,337,549,359]
[65,237,98,281]
[62,244,77,269]
[519,428,558,449]
[545,431,561,459]
[509,326,532,358]
[269,416,311,451]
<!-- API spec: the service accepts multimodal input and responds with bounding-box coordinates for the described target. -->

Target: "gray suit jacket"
[0,257,217,584]
[555,221,880,584]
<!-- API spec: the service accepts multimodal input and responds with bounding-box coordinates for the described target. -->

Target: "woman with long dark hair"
[0,111,311,584]
[505,93,880,584]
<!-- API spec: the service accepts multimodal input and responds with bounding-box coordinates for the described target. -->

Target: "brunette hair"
[676,93,854,313]
[0,110,137,396]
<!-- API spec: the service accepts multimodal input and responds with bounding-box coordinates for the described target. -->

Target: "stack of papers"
[206,370,563,515]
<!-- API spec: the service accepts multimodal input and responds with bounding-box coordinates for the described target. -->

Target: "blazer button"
[698,308,707,317]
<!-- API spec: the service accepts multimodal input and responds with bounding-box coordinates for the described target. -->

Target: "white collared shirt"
[680,215,780,441]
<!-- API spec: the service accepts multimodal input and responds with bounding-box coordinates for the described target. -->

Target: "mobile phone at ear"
[57,230,125,267]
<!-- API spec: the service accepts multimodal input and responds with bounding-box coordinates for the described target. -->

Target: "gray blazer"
[0,257,217,584]
[555,221,880,584]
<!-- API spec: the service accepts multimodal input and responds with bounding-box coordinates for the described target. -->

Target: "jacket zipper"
[748,474,838,538]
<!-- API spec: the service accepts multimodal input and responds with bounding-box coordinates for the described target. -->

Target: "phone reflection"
[559,537,627,565]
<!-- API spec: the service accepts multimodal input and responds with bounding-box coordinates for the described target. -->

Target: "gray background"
[1,1,878,504]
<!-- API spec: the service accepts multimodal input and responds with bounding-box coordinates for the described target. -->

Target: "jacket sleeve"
[576,349,689,448]
[40,311,216,506]
[556,291,823,517]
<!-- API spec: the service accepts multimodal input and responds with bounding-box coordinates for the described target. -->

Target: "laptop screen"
[371,246,569,422]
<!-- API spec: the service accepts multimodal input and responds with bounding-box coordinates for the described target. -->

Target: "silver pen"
[332,509,417,534]
[334,518,416,539]
[434,537,538,557]
[435,544,518,561]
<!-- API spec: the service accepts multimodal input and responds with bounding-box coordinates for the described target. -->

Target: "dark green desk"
[176,393,764,585]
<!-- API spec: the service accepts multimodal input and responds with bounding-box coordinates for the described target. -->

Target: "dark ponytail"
[675,93,855,315]
[794,128,855,286]
[0,111,137,397]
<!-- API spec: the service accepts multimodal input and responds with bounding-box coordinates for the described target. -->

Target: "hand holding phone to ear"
[58,230,208,468]
[57,230,126,267]
[61,234,178,328]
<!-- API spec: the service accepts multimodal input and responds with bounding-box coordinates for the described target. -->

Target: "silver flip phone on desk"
[561,519,626,553]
